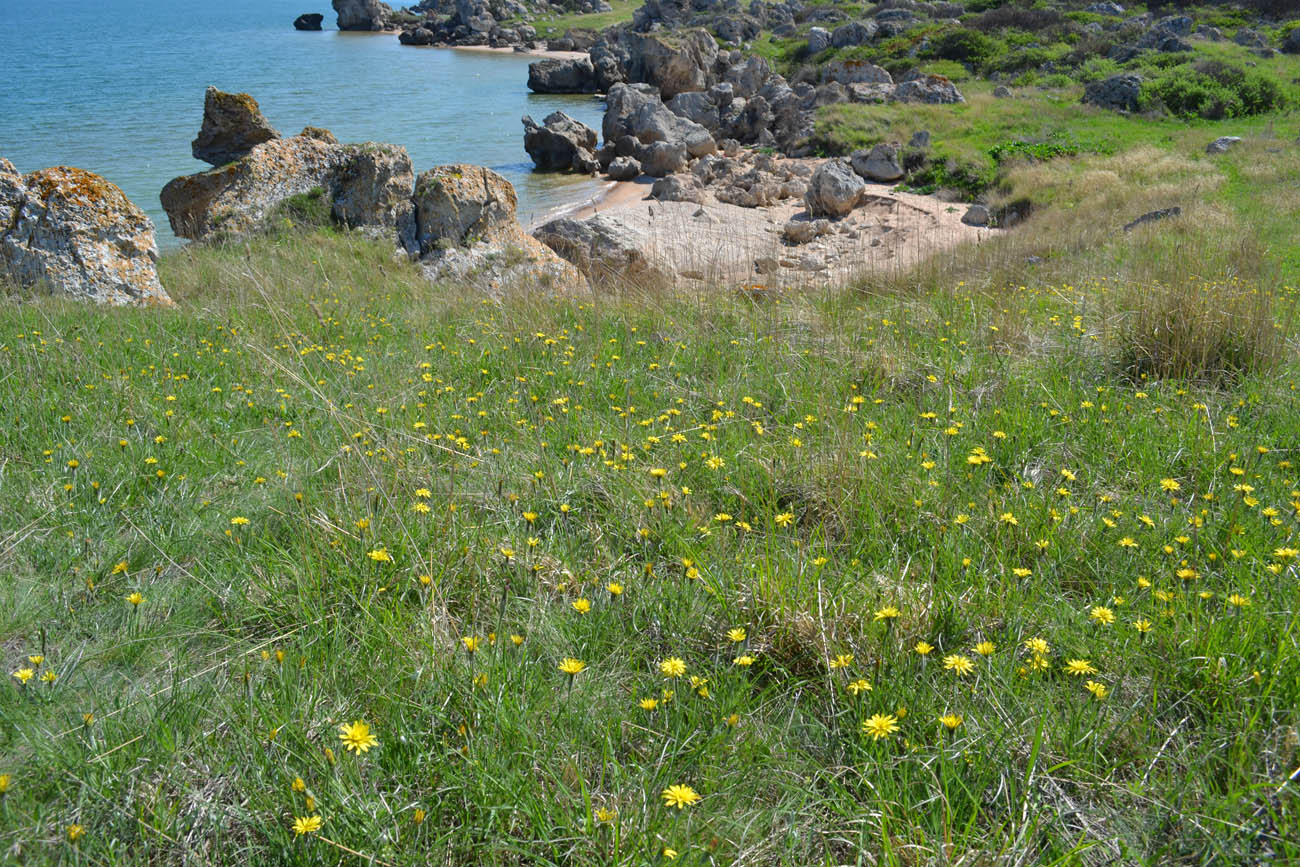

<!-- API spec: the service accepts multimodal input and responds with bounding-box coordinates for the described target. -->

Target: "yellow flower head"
[1064,659,1098,676]
[292,815,323,836]
[338,720,378,754]
[571,598,591,614]
[12,668,34,685]
[914,641,934,656]
[974,641,996,656]
[127,592,144,607]
[639,697,659,711]
[558,658,587,676]
[943,654,975,676]
[659,657,686,678]
[661,784,701,809]
[727,627,747,642]
[461,636,480,653]
[939,713,963,731]
[873,606,900,622]
[862,713,900,741]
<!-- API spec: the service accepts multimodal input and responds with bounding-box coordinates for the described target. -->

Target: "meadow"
[0,209,1297,864]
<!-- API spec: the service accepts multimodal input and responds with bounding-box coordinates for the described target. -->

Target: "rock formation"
[1,159,171,306]
[522,113,600,174]
[413,164,588,290]
[333,0,394,31]
[805,159,864,218]
[294,13,325,30]
[1083,72,1143,113]
[191,86,280,166]
[527,58,600,94]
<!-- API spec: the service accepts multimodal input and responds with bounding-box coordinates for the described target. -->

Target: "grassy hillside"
[0,210,1297,862]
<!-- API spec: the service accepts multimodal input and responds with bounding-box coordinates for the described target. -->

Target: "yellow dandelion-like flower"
[1023,637,1050,656]
[1084,680,1108,700]
[461,636,480,653]
[727,627,747,642]
[338,720,378,754]
[292,815,322,836]
[873,606,900,622]
[12,668,34,685]
[558,658,587,676]
[1064,659,1097,676]
[1227,594,1250,608]
[846,678,871,695]
[943,654,974,676]
[662,784,701,809]
[659,657,686,678]
[572,598,592,614]
[1160,478,1181,492]
[939,713,963,731]
[914,641,934,656]
[127,592,144,607]
[828,653,854,670]
[1089,606,1115,625]
[67,824,85,842]
[639,697,659,711]
[367,548,392,563]
[862,713,900,741]
[974,641,996,656]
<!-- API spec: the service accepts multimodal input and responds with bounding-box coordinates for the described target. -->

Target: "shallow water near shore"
[0,0,607,248]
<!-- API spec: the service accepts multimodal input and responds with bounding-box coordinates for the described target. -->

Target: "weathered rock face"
[527,58,599,94]
[606,156,641,180]
[623,30,718,99]
[333,0,394,30]
[824,60,893,87]
[191,87,281,166]
[523,112,600,174]
[294,13,325,30]
[892,72,964,104]
[1,160,171,306]
[414,164,589,291]
[804,159,864,218]
[328,143,417,250]
[1083,72,1143,112]
[602,84,716,175]
[163,130,414,246]
[807,26,832,54]
[640,141,689,176]
[1283,28,1300,54]
[533,214,666,286]
[1205,136,1241,154]
[850,143,904,182]
[831,20,877,48]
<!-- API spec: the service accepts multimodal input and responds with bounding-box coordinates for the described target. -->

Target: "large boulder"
[191,86,280,167]
[807,27,832,54]
[294,13,325,30]
[162,131,415,247]
[831,20,878,48]
[725,55,771,99]
[333,0,393,30]
[414,164,588,291]
[606,156,642,180]
[668,91,721,134]
[533,214,665,285]
[850,144,904,182]
[892,72,964,104]
[1283,28,1300,54]
[804,159,864,218]
[604,84,716,159]
[527,57,600,94]
[1,160,170,306]
[523,112,600,174]
[639,141,689,176]
[824,60,893,87]
[623,30,719,99]
[1083,72,1143,112]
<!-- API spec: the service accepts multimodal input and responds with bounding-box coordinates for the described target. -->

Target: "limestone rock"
[523,112,600,174]
[1083,72,1143,112]
[328,143,417,250]
[893,72,964,104]
[651,174,705,204]
[805,159,864,218]
[850,143,904,182]
[623,30,718,99]
[1205,136,1241,155]
[533,214,665,285]
[782,218,832,244]
[191,86,280,167]
[824,60,893,86]
[415,164,589,292]
[294,13,325,30]
[807,27,832,54]
[1,160,171,306]
[1283,28,1300,54]
[961,204,990,227]
[639,141,689,177]
[606,156,642,181]
[527,57,599,94]
[333,0,393,30]
[831,20,877,48]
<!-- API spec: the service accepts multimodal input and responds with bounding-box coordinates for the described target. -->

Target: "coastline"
[450,44,590,61]
[525,177,650,230]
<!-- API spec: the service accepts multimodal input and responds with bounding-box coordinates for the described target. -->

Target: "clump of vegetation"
[1142,60,1288,119]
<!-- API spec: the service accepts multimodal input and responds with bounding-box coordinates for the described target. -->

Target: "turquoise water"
[0,0,607,246]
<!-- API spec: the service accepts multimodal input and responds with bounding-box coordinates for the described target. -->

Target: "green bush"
[1141,62,1287,120]
[928,28,999,65]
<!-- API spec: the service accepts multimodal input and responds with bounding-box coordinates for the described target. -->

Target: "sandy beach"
[451,44,590,61]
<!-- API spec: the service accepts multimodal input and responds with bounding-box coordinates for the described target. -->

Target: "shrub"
[1141,62,1287,120]
[268,187,333,233]
[928,28,999,65]
[971,5,1064,34]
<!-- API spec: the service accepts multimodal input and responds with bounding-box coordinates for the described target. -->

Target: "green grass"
[0,223,1298,863]
[524,0,640,40]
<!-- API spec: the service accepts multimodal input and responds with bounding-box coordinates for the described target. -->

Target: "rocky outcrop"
[1,160,171,306]
[527,57,599,94]
[892,72,964,104]
[333,0,394,31]
[824,60,893,86]
[623,30,719,99]
[1083,72,1143,113]
[414,164,588,291]
[1283,28,1300,55]
[294,13,325,30]
[805,159,864,218]
[850,144,903,183]
[191,87,281,166]
[522,112,600,174]
[602,84,716,176]
[162,131,415,246]
[607,156,641,180]
[533,214,666,286]
[1205,136,1241,155]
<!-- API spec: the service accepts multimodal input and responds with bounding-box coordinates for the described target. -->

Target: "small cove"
[0,0,607,247]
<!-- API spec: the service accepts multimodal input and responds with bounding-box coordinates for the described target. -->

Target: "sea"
[0,0,608,247]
